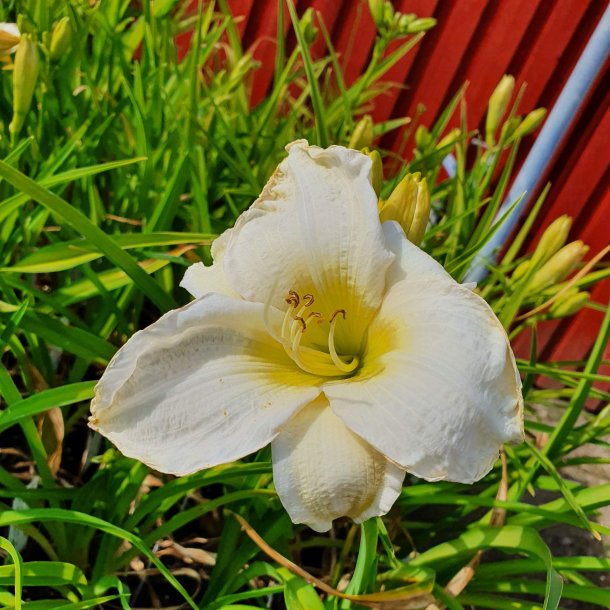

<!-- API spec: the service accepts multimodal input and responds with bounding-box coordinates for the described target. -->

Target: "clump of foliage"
[0,1,609,609]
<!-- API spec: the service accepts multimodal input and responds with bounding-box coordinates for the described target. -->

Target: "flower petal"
[0,23,20,54]
[324,222,523,484]
[179,262,239,299]
[221,140,394,351]
[271,394,405,532]
[90,293,320,475]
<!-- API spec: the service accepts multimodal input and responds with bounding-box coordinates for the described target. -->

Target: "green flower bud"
[49,17,72,61]
[512,260,530,282]
[368,0,384,27]
[364,149,383,198]
[407,175,430,246]
[348,115,374,150]
[499,116,521,144]
[406,17,436,33]
[9,34,39,137]
[530,241,589,291]
[509,107,546,142]
[549,290,590,318]
[379,173,429,245]
[486,75,515,146]
[415,125,431,152]
[531,215,572,266]
[299,9,318,45]
[437,128,462,150]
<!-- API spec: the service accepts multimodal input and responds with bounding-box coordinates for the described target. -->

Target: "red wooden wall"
[221,1,610,376]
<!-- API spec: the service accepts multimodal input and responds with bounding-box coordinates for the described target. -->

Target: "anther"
[330,309,346,322]
[294,316,307,332]
[285,290,300,308]
[307,311,323,322]
[303,294,314,306]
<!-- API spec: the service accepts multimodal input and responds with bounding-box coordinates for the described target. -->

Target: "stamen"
[330,309,346,322]
[275,289,358,378]
[286,290,300,307]
[290,304,309,340]
[328,311,359,374]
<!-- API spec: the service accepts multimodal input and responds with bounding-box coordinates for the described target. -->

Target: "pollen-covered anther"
[330,309,346,322]
[286,290,300,308]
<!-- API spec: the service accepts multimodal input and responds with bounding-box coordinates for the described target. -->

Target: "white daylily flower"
[0,23,20,55]
[90,140,523,532]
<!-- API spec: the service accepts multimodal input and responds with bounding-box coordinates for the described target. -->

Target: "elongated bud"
[437,128,461,150]
[0,22,20,55]
[530,241,589,291]
[512,260,530,282]
[49,17,72,60]
[509,107,547,142]
[407,176,430,245]
[368,0,384,27]
[379,173,429,245]
[549,290,590,318]
[349,115,374,150]
[499,116,521,144]
[406,17,436,33]
[486,75,515,145]
[415,124,431,152]
[9,34,39,137]
[531,215,572,266]
[364,148,383,198]
[299,8,318,45]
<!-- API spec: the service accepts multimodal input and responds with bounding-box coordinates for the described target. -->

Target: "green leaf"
[286,0,328,147]
[410,525,563,609]
[0,508,197,610]
[0,536,23,610]
[5,232,213,273]
[0,561,86,587]
[0,160,175,313]
[0,382,96,433]
[284,575,325,610]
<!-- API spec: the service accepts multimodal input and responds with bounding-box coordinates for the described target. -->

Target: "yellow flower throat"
[269,290,359,378]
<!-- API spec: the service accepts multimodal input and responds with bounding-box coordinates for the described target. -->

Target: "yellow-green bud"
[0,22,20,55]
[509,107,547,142]
[499,116,521,144]
[512,259,530,282]
[406,17,436,33]
[407,176,430,246]
[364,148,383,198]
[486,75,515,145]
[379,173,429,245]
[530,241,589,291]
[368,0,384,27]
[9,34,39,137]
[49,17,72,60]
[349,115,374,150]
[531,215,572,266]
[549,290,590,318]
[437,128,461,150]
[415,124,431,152]
[299,8,318,45]
[382,1,394,25]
